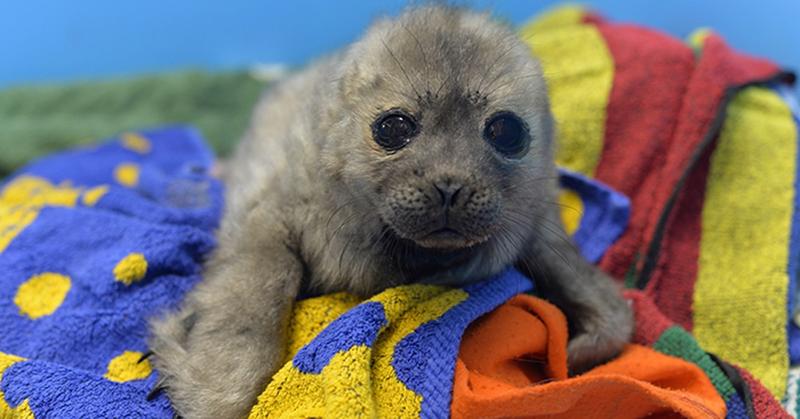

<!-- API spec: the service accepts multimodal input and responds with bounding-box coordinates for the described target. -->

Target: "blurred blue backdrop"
[2,0,799,87]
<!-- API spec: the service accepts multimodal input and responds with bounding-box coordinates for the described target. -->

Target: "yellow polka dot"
[1,176,81,207]
[114,163,140,187]
[113,253,148,285]
[104,351,152,382]
[14,273,71,319]
[121,132,152,153]
[559,189,584,235]
[0,176,83,254]
[81,185,109,206]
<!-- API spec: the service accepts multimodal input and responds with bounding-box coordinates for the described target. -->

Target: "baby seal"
[150,5,632,418]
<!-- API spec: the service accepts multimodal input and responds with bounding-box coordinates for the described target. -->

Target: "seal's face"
[368,106,530,250]
[329,7,554,255]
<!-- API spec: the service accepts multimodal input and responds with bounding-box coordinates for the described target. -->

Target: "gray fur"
[149,5,632,418]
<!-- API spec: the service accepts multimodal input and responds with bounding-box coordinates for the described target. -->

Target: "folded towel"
[626,291,790,418]
[249,270,532,419]
[249,276,788,418]
[2,5,798,417]
[0,124,629,418]
[0,126,222,418]
[452,295,726,419]
[0,71,266,177]
[523,5,798,400]
[249,165,629,419]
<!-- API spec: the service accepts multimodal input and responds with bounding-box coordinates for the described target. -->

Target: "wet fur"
[149,5,632,418]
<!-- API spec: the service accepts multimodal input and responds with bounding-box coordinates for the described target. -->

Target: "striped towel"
[523,6,799,410]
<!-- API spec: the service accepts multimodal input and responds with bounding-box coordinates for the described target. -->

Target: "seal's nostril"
[434,181,464,208]
[435,184,447,205]
[450,186,462,205]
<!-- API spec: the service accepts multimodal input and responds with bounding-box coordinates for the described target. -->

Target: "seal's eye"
[373,110,418,151]
[484,112,529,157]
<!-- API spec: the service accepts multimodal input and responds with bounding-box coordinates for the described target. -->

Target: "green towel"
[0,70,267,176]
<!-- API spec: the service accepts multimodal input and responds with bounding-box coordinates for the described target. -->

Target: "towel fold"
[452,295,726,419]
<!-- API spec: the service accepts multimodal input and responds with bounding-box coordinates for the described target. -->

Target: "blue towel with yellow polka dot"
[0,126,222,418]
[0,126,628,418]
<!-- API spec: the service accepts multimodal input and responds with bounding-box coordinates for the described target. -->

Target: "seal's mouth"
[414,227,486,250]
[427,227,462,239]
[378,210,495,252]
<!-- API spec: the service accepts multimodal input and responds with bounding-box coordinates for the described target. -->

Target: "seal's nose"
[433,179,464,208]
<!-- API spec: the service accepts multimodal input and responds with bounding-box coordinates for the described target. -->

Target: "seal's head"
[325,6,554,265]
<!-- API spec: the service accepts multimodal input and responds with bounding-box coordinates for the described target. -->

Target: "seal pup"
[150,5,632,418]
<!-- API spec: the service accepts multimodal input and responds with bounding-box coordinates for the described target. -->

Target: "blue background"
[2,0,799,87]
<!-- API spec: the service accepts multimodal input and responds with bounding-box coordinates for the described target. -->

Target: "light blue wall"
[2,0,798,87]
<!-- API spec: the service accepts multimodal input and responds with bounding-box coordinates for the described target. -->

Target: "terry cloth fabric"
[521,5,798,401]
[785,83,800,417]
[1,6,796,418]
[778,83,800,364]
[249,271,533,419]
[625,291,790,419]
[0,124,627,418]
[451,295,727,419]
[783,367,800,417]
[0,126,222,418]
[0,71,267,177]
[249,170,629,419]
[253,268,789,419]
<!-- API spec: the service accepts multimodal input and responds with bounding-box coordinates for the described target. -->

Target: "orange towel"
[452,295,726,419]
